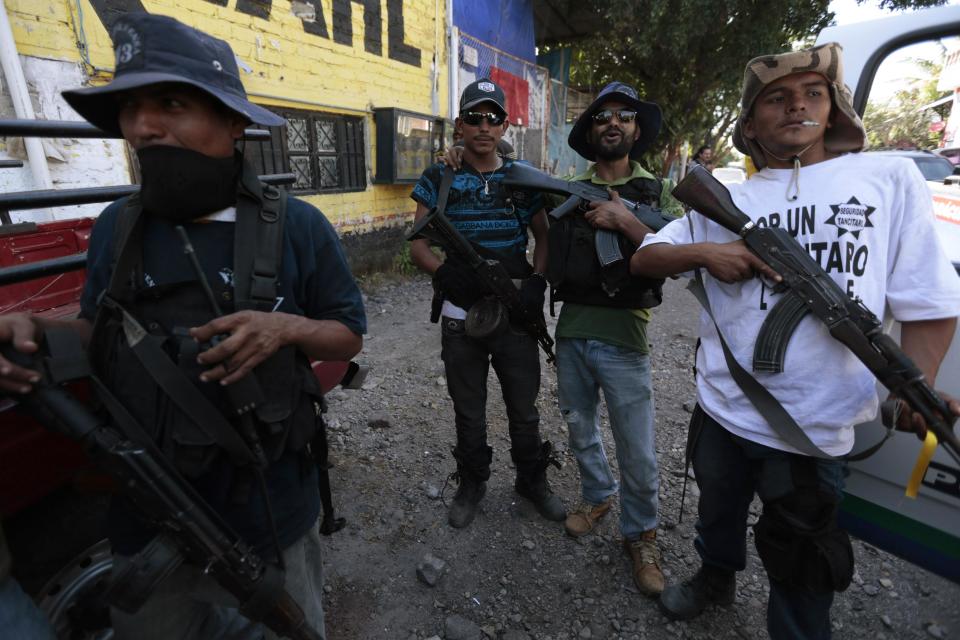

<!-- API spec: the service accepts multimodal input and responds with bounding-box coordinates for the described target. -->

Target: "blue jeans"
[556,338,658,539]
[0,575,56,640]
[692,410,847,640]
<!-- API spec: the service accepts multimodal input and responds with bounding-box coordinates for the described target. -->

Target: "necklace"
[471,159,502,195]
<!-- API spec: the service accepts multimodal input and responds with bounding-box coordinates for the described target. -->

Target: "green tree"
[863,54,949,149]
[547,0,949,175]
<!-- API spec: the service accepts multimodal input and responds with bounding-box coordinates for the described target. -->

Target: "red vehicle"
[0,217,96,518]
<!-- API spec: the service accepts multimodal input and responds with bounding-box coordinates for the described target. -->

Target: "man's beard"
[588,128,634,160]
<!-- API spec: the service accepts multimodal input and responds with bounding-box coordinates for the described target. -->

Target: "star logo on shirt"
[825,197,875,239]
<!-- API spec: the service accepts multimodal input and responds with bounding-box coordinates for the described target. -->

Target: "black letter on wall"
[296,0,330,39]
[387,0,420,67]
[236,0,272,20]
[332,0,382,56]
[88,0,147,30]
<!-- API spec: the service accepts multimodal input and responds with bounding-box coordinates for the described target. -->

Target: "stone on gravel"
[926,623,946,639]
[445,614,483,640]
[879,577,893,589]
[502,631,529,640]
[367,413,391,429]
[417,553,447,587]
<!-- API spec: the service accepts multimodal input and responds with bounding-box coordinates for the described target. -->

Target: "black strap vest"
[89,162,321,478]
[546,175,665,310]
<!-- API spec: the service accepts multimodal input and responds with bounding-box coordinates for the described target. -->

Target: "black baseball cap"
[459,78,507,116]
[62,13,285,135]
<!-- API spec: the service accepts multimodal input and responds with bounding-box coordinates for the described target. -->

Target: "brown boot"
[623,529,664,596]
[564,496,614,537]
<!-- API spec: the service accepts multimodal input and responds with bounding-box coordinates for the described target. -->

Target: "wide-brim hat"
[569,82,662,161]
[732,42,866,170]
[62,13,284,136]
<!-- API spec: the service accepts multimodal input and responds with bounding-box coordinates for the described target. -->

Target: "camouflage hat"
[732,42,866,169]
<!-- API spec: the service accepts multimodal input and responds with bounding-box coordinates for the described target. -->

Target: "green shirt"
[554,161,682,353]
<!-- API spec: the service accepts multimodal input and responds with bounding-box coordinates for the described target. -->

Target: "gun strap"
[427,166,457,321]
[438,165,455,215]
[99,295,259,467]
[684,218,892,461]
[234,161,286,312]
[687,271,891,462]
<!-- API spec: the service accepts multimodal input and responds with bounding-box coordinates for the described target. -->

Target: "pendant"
[484,182,489,195]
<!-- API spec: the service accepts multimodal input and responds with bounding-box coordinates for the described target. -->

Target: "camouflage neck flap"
[732,42,867,171]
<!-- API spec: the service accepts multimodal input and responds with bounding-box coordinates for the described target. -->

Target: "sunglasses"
[461,111,506,126]
[592,109,637,124]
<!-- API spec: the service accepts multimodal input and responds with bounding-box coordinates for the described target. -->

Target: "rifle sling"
[685,219,891,462]
[100,297,258,467]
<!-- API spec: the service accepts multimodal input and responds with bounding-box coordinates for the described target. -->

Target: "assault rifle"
[501,162,676,267]
[1,333,323,640]
[407,207,556,363]
[672,165,960,465]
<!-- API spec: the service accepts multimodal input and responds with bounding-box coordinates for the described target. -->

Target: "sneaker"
[564,496,614,537]
[659,564,736,620]
[623,530,664,596]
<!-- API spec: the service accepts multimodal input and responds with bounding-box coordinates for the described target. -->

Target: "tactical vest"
[89,162,321,479]
[546,175,665,310]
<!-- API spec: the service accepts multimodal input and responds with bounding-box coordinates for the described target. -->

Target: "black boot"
[448,474,486,528]
[659,564,736,620]
[447,447,490,529]
[513,441,566,522]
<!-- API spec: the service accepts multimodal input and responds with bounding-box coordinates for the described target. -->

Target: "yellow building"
[1,0,452,270]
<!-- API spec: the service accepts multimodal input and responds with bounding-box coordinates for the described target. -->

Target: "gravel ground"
[320,274,960,640]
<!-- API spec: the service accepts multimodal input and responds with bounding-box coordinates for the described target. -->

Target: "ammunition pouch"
[754,486,853,594]
[93,290,322,478]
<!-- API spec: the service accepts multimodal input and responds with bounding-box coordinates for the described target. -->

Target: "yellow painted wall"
[6,0,449,233]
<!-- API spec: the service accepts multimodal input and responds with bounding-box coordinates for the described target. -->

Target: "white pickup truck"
[816,5,960,584]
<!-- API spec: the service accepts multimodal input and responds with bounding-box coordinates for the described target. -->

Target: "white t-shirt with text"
[641,153,960,456]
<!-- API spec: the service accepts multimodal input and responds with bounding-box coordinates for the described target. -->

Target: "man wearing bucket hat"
[632,43,960,638]
[409,78,565,529]
[549,81,682,597]
[0,13,366,639]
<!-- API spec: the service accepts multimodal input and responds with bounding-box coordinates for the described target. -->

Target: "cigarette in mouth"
[801,120,820,127]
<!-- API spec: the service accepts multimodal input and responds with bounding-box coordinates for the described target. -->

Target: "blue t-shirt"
[81,195,366,555]
[411,160,544,277]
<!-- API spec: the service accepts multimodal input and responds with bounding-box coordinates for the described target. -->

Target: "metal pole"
[0,0,53,222]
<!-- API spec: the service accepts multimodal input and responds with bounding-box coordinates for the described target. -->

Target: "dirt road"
[320,275,960,640]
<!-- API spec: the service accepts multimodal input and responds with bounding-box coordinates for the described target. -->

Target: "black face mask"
[136,145,241,222]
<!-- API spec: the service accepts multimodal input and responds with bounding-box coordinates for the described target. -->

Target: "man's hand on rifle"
[888,392,960,441]
[0,312,43,394]
[585,189,635,231]
[701,241,782,285]
[191,310,290,385]
[434,260,486,310]
[519,274,547,317]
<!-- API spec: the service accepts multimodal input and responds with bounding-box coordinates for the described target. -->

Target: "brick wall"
[2,0,449,236]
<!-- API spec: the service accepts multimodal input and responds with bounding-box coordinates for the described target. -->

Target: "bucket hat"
[63,13,284,135]
[732,42,866,170]
[568,82,662,161]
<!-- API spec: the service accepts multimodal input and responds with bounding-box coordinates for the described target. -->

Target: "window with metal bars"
[245,109,367,195]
